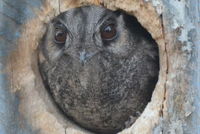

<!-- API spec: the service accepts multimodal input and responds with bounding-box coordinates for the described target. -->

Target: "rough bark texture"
[158,0,200,134]
[0,0,199,134]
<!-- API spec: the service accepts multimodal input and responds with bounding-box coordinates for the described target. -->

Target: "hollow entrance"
[38,5,159,134]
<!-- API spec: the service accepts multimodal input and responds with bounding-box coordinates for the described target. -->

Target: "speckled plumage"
[38,5,159,134]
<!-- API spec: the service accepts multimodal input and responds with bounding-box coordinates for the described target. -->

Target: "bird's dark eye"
[54,29,67,44]
[101,24,117,41]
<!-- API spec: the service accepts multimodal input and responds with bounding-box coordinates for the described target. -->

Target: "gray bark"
[160,0,200,133]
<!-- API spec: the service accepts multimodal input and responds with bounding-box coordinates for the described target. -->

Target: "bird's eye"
[101,24,117,41]
[54,29,67,44]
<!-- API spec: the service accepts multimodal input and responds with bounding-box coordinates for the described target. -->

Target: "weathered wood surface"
[0,0,43,133]
[160,0,200,133]
[0,0,199,134]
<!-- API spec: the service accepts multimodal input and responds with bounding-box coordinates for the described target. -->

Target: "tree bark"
[160,0,200,133]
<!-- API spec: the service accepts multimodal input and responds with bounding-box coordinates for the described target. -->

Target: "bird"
[38,5,159,134]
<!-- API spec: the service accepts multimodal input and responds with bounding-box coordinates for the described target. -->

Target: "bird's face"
[41,6,136,65]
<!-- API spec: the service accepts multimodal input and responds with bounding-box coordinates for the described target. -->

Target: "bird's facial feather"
[42,6,137,63]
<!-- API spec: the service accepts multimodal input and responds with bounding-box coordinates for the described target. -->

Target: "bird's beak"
[79,49,95,64]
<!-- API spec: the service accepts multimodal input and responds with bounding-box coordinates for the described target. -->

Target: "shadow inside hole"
[38,5,159,134]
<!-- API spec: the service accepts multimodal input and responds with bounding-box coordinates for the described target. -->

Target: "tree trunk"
[0,0,199,134]
[161,0,200,133]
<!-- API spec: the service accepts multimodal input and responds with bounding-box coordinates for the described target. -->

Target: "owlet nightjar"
[38,5,159,134]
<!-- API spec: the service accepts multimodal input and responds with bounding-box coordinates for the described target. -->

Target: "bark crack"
[160,14,168,120]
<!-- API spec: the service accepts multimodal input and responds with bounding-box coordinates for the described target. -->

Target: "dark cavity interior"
[38,5,159,134]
